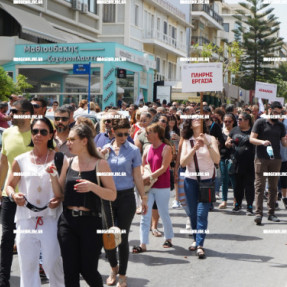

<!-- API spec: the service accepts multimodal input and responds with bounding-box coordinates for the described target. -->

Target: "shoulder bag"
[143,145,158,193]
[96,160,122,250]
[190,140,216,203]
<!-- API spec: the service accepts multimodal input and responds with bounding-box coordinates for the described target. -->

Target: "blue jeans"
[219,159,235,201]
[184,178,211,247]
[140,188,174,245]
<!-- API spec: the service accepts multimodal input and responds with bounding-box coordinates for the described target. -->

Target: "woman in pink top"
[132,123,173,253]
[180,118,220,259]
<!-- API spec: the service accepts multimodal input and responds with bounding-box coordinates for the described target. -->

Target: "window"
[156,57,160,73]
[168,62,172,80]
[135,5,139,26]
[103,4,115,23]
[223,23,229,32]
[163,21,167,40]
[89,0,97,14]
[157,17,160,31]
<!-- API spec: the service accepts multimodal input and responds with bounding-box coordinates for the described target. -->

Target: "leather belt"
[65,208,101,218]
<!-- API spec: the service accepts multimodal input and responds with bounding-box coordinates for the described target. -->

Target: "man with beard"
[54,107,74,158]
[250,101,287,224]
[0,99,34,286]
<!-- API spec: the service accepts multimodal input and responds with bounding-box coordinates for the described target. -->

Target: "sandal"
[106,266,119,286]
[116,276,127,287]
[132,246,146,254]
[151,228,162,237]
[196,246,206,259]
[162,240,173,248]
[188,241,197,251]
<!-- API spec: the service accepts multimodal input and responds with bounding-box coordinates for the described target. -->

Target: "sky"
[225,0,287,42]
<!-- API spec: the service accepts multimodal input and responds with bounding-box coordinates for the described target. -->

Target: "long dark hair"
[146,123,171,146]
[28,117,54,149]
[71,124,103,159]
[182,119,208,140]
[152,113,170,140]
[240,112,253,128]
[168,114,180,135]
[224,113,237,127]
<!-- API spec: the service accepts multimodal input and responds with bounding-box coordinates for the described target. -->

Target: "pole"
[200,92,203,133]
[88,62,91,114]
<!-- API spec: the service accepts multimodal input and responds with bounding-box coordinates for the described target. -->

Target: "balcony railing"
[192,4,223,26]
[191,36,210,46]
[144,30,186,52]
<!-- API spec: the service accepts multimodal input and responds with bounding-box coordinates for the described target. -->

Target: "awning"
[55,29,89,44]
[0,3,65,43]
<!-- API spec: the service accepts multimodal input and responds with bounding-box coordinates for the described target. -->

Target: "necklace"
[32,150,49,193]
[78,157,92,178]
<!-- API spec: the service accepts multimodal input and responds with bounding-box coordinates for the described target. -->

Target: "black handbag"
[190,140,216,203]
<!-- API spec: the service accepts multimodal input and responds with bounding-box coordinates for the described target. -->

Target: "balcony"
[191,4,224,30]
[191,36,221,59]
[143,30,187,57]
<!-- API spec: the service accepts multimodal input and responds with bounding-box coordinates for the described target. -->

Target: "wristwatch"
[8,193,15,202]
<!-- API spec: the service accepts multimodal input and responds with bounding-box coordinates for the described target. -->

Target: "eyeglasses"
[32,104,42,108]
[238,118,245,121]
[224,120,232,124]
[116,133,129,137]
[31,129,49,136]
[54,116,69,122]
[10,109,27,114]
[104,120,112,124]
[160,119,167,124]
[53,104,58,106]
[66,137,78,142]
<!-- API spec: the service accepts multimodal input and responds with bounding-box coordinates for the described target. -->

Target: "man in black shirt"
[250,101,287,224]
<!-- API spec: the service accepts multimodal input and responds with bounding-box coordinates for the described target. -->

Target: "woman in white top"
[180,118,220,259]
[6,117,64,287]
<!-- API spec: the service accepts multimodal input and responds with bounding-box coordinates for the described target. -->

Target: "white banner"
[157,86,171,104]
[269,97,284,105]
[181,63,223,92]
[255,81,277,100]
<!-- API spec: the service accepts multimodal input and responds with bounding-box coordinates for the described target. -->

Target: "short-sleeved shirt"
[54,136,74,158]
[252,118,285,159]
[137,131,150,155]
[1,126,33,196]
[104,140,142,191]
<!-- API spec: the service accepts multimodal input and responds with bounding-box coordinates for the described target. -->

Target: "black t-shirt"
[229,126,254,172]
[252,118,285,159]
[209,121,225,148]
[220,133,232,160]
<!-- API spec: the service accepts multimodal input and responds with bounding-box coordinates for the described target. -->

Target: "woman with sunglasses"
[50,124,116,287]
[218,113,237,209]
[226,112,255,214]
[181,119,220,258]
[103,118,148,287]
[133,123,173,252]
[6,117,65,286]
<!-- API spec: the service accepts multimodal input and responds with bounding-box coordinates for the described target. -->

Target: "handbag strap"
[190,140,215,182]
[209,122,215,133]
[96,160,115,228]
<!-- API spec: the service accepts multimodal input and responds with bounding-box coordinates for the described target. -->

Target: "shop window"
[223,23,229,32]
[89,0,97,14]
[103,4,115,23]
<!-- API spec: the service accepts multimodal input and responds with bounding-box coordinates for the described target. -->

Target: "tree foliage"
[233,0,284,90]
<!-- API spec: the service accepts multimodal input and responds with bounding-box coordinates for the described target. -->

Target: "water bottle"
[266,145,274,160]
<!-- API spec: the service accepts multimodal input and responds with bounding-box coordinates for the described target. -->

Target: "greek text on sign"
[255,81,277,100]
[181,63,223,92]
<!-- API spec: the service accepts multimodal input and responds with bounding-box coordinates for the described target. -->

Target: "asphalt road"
[3,191,287,287]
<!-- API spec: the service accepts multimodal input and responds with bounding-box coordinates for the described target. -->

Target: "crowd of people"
[0,95,287,286]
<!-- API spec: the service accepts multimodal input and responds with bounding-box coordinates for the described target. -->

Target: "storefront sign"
[104,91,113,103]
[255,81,277,100]
[73,64,90,74]
[104,68,115,80]
[24,45,79,53]
[182,63,223,92]
[104,81,113,91]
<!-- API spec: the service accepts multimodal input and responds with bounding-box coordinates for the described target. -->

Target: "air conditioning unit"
[72,0,82,11]
[82,3,88,14]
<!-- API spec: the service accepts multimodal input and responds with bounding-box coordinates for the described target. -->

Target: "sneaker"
[246,206,254,216]
[254,215,262,225]
[232,204,241,212]
[268,215,280,222]
[172,200,181,209]
[186,218,191,230]
[283,198,287,209]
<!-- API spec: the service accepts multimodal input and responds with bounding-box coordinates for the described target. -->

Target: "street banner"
[157,86,171,104]
[181,63,223,92]
[270,97,284,105]
[255,81,277,100]
[258,98,265,113]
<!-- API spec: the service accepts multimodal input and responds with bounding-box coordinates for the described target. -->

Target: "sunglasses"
[31,129,49,136]
[32,104,42,108]
[224,120,232,124]
[10,109,26,114]
[54,116,69,122]
[160,119,167,124]
[66,137,78,142]
[238,118,245,121]
[104,120,112,124]
[116,133,129,137]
